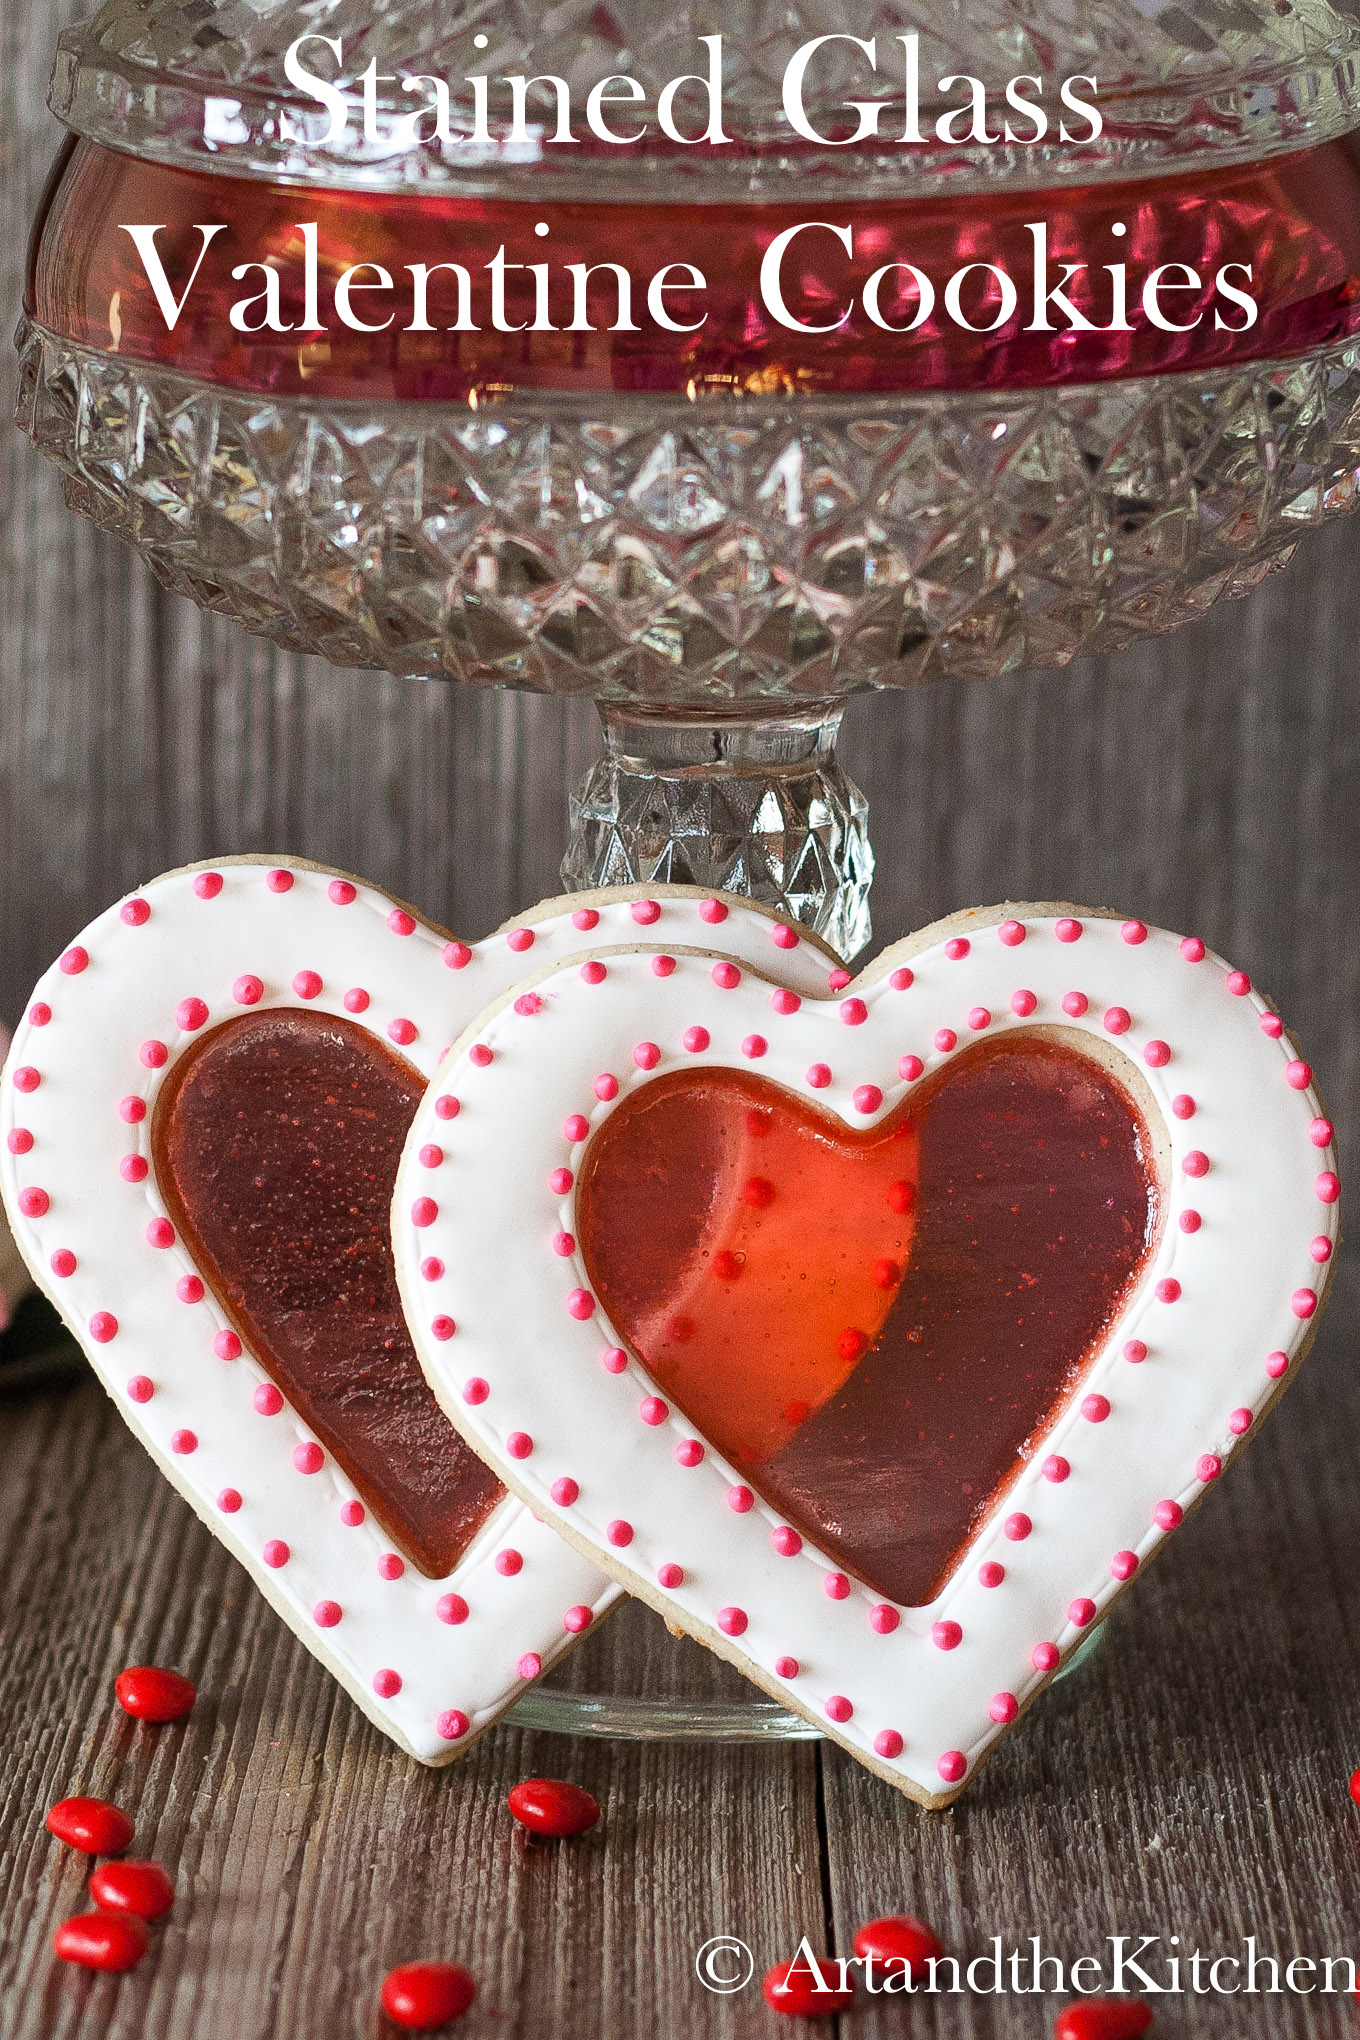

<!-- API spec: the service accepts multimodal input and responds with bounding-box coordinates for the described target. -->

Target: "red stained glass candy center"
[153,1009,503,1578]
[577,1036,1160,1606]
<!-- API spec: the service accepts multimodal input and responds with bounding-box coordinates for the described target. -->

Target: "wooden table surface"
[4,10,1360,2035]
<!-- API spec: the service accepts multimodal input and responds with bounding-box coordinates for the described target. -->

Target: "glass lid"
[49,0,1360,198]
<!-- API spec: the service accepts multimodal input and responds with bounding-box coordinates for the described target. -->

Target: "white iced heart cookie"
[394,904,1339,1802]
[0,859,835,1762]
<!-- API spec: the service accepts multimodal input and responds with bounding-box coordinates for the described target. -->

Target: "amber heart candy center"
[153,1010,502,1578]
[578,1036,1161,1607]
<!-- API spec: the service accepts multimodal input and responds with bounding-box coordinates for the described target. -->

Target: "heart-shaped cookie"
[0,859,835,1761]
[394,905,1339,1802]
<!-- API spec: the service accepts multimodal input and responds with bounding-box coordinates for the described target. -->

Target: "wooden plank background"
[4,6,1360,2036]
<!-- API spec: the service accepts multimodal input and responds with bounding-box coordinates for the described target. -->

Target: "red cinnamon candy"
[763,1955,856,2017]
[53,1913,148,1972]
[45,1797,134,1855]
[90,1860,175,1922]
[1348,1767,1360,1805]
[852,1913,944,1982]
[114,1666,196,1723]
[380,1962,476,2030]
[1054,1999,1154,2039]
[507,1779,600,1838]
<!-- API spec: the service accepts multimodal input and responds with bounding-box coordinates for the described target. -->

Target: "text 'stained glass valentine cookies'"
[394,905,1339,1805]
[0,860,836,1760]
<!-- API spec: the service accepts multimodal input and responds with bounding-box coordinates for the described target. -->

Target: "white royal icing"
[394,906,1339,1802]
[0,859,833,1763]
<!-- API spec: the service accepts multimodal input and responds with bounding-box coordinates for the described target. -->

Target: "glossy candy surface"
[53,1913,149,1971]
[380,1961,477,2029]
[46,1798,135,1855]
[114,1666,196,1722]
[89,1860,175,1921]
[507,1779,601,1838]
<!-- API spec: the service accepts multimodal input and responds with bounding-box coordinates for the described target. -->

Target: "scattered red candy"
[1349,1767,1360,1805]
[53,1912,149,1972]
[507,1778,600,1838]
[1054,1998,1154,2039]
[114,1665,196,1723]
[763,1956,856,2017]
[852,1913,944,1981]
[46,1797,135,1855]
[90,1860,175,1922]
[380,1961,477,2029]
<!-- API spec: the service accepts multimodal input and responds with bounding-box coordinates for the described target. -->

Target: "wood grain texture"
[4,2,1360,2027]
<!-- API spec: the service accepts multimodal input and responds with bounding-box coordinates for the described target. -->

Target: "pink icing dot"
[50,1250,76,1278]
[898,1054,924,1081]
[1179,1210,1201,1234]
[506,1432,534,1460]
[727,1485,754,1513]
[1042,1454,1069,1483]
[60,945,88,976]
[517,1653,541,1679]
[944,937,970,961]
[121,898,151,926]
[126,1376,153,1403]
[144,1216,173,1248]
[807,1063,832,1089]
[437,1710,469,1741]
[1310,1235,1333,1262]
[12,1066,40,1092]
[176,998,209,1031]
[496,1550,523,1577]
[410,1197,438,1229]
[549,1167,573,1194]
[193,872,223,900]
[1292,1287,1318,1318]
[602,1348,628,1375]
[26,1003,49,1027]
[1180,936,1205,962]
[389,1017,418,1045]
[826,1695,853,1723]
[1121,920,1148,945]
[1285,1059,1312,1090]
[373,1669,402,1699]
[387,909,415,936]
[293,1442,324,1474]
[340,1500,365,1527]
[343,988,370,1014]
[1123,1339,1147,1364]
[551,1478,579,1507]
[979,1562,1005,1588]
[1197,1453,1222,1482]
[1183,1150,1210,1178]
[291,971,321,1001]
[827,969,852,993]
[869,1604,899,1634]
[717,1607,747,1637]
[170,1429,197,1455]
[889,967,914,991]
[771,922,799,950]
[469,1044,494,1068]
[1259,1012,1284,1039]
[232,974,264,1007]
[1103,1007,1131,1035]
[218,1488,242,1513]
[139,1043,166,1071]
[431,1316,456,1341]
[999,920,1026,947]
[563,1605,593,1633]
[1156,1278,1181,1304]
[1154,1499,1183,1530]
[253,1383,283,1417]
[657,1563,684,1588]
[634,1041,661,1070]
[771,1526,802,1557]
[567,1288,596,1321]
[262,1540,289,1569]
[937,1751,967,1784]
[741,1034,768,1060]
[1172,1094,1196,1120]
[639,1396,668,1425]
[968,1007,992,1031]
[1055,919,1082,943]
[853,1085,883,1115]
[675,1439,704,1466]
[699,898,729,925]
[1110,1550,1139,1581]
[177,1275,203,1303]
[1010,990,1038,1018]
[1144,1040,1171,1068]
[414,1146,443,1174]
[682,1028,709,1054]
[935,1029,957,1053]
[571,907,599,931]
[989,1693,1019,1724]
[264,869,294,895]
[506,926,535,953]
[1228,1407,1253,1435]
[774,1656,799,1679]
[553,1233,576,1259]
[89,1312,118,1343]
[7,1129,32,1154]
[631,900,661,925]
[1061,992,1088,1018]
[1032,1641,1060,1672]
[463,1378,489,1404]
[327,879,356,905]
[824,1572,850,1600]
[606,1519,633,1546]
[581,960,607,986]
[874,1729,904,1759]
[120,1095,148,1125]
[652,955,677,978]
[314,1601,341,1628]
[435,1095,460,1122]
[1225,969,1251,996]
[771,989,801,1017]
[436,1593,469,1625]
[932,1620,962,1651]
[1310,1117,1334,1148]
[564,1115,590,1143]
[1082,1393,1111,1423]
[1265,1350,1289,1379]
[1004,1513,1032,1541]
[443,941,472,970]
[840,996,868,1026]
[1069,1598,1096,1627]
[17,1187,49,1218]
